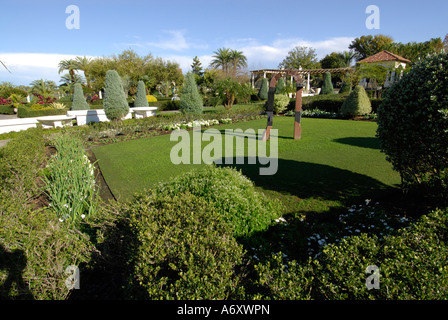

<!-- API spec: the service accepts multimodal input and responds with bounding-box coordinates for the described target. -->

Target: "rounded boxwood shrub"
[125,191,245,299]
[71,83,90,110]
[376,51,448,196]
[134,80,149,108]
[154,166,283,239]
[103,70,129,121]
[273,94,290,115]
[339,85,372,117]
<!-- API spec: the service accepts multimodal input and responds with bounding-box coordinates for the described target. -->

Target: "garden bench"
[0,118,39,134]
[36,115,76,129]
[67,109,134,126]
[131,107,158,119]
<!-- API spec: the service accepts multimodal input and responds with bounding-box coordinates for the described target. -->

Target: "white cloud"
[237,36,355,69]
[0,53,96,85]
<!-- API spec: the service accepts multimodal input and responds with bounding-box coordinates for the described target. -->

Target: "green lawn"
[93,117,401,215]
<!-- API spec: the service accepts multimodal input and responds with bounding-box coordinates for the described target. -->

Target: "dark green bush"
[71,83,90,110]
[320,72,334,95]
[377,51,448,197]
[154,166,283,239]
[0,104,14,114]
[252,208,448,300]
[258,78,269,100]
[0,128,95,300]
[125,191,245,299]
[134,81,149,108]
[179,72,203,115]
[17,105,68,118]
[339,85,372,117]
[103,70,129,121]
[288,94,346,113]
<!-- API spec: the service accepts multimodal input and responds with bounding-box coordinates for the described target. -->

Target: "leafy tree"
[134,80,149,107]
[320,52,347,69]
[179,72,203,115]
[278,46,320,70]
[385,38,444,63]
[103,70,129,121]
[339,85,371,117]
[258,78,269,100]
[272,94,290,115]
[213,77,243,111]
[71,83,89,110]
[349,35,394,61]
[320,72,334,95]
[275,78,286,94]
[191,56,203,76]
[376,51,448,198]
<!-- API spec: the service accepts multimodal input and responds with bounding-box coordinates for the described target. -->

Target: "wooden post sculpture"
[262,70,304,141]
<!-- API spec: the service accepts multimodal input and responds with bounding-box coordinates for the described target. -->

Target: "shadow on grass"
[333,137,381,150]
[216,157,393,210]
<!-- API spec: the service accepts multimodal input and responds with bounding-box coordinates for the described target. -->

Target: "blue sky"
[1,0,447,86]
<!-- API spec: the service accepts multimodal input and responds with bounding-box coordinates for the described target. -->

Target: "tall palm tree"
[58,59,81,83]
[210,48,232,74]
[74,56,92,88]
[229,49,248,75]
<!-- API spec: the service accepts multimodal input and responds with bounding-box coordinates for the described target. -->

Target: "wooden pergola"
[250,67,354,91]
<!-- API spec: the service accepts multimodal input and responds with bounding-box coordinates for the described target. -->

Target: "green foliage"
[125,191,245,299]
[134,81,149,108]
[103,70,130,121]
[0,105,14,114]
[339,85,372,117]
[44,134,99,226]
[71,83,90,110]
[349,34,395,61]
[278,46,321,69]
[272,94,290,115]
[179,72,203,115]
[275,78,286,94]
[376,51,448,195]
[17,105,68,118]
[154,166,283,239]
[320,72,334,95]
[213,77,245,110]
[0,128,94,300]
[258,78,269,100]
[339,82,352,95]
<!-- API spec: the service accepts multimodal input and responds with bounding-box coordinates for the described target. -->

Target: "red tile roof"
[357,50,411,64]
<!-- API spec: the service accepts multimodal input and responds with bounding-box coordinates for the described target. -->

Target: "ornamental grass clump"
[43,134,98,226]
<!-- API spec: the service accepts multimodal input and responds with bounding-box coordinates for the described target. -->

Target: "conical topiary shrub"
[320,72,334,95]
[179,72,203,115]
[71,83,90,110]
[134,80,149,108]
[339,85,372,117]
[258,78,269,100]
[103,70,129,121]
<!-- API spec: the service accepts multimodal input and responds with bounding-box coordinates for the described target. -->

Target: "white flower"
[81,214,85,219]
[365,199,371,205]
[59,218,64,222]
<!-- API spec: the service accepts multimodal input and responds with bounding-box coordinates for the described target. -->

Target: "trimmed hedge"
[17,105,69,118]
[0,105,14,115]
